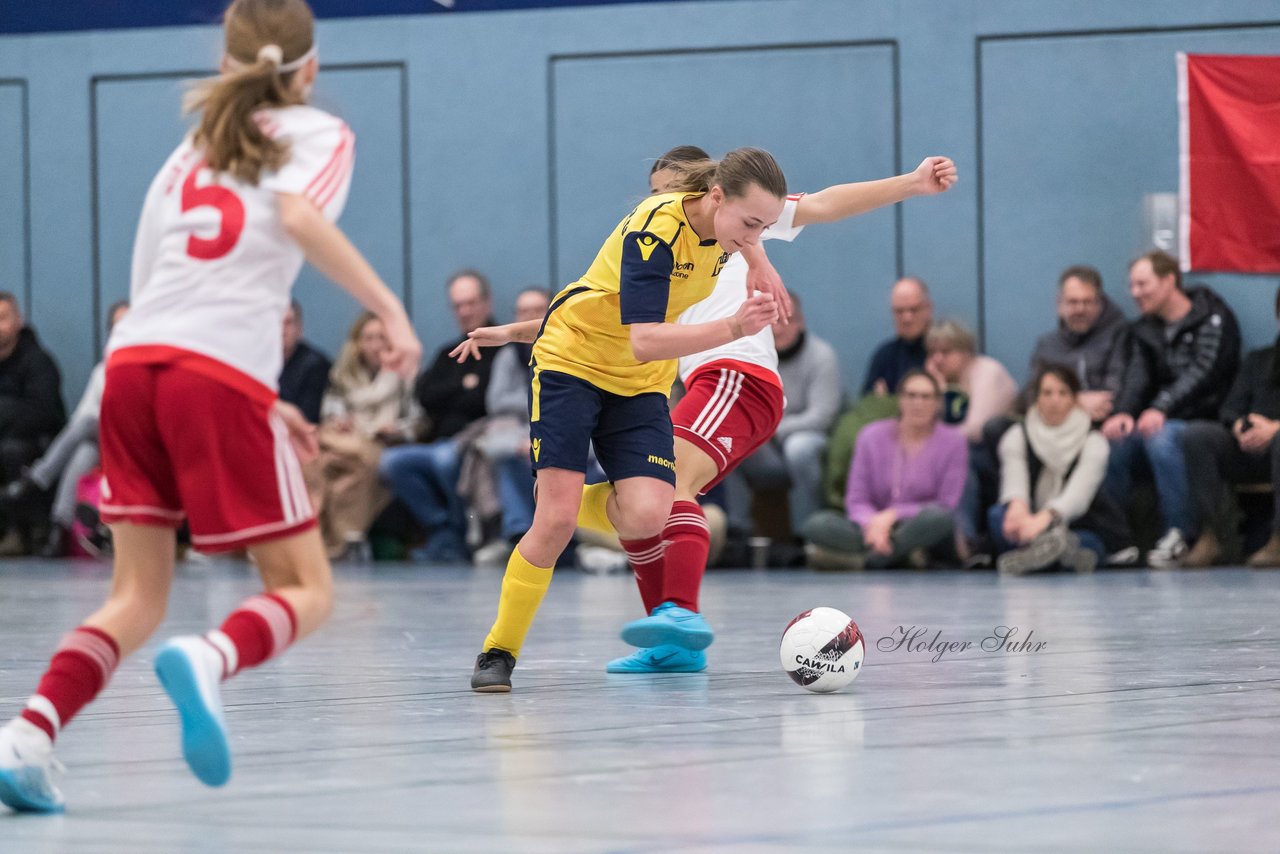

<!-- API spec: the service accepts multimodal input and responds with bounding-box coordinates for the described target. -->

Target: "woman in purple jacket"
[803,370,968,568]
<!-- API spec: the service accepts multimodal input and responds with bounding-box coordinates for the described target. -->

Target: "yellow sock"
[483,546,554,658]
[577,482,617,534]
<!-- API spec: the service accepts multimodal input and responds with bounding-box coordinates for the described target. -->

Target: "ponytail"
[185,0,316,185]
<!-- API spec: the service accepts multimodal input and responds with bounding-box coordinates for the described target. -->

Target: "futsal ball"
[779,607,865,693]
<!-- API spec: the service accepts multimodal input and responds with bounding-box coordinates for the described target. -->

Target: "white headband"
[225,42,317,74]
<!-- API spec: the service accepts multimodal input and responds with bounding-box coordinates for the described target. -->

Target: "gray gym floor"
[1,558,1277,852]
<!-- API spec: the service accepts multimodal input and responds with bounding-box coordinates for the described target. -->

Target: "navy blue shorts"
[529,369,675,485]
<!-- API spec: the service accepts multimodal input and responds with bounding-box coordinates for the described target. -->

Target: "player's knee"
[617,503,668,539]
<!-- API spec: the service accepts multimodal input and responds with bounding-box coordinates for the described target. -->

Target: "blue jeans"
[988,503,1106,564]
[1102,420,1191,534]
[379,439,467,557]
[494,454,535,541]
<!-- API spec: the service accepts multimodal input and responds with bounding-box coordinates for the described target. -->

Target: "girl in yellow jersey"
[455,148,788,692]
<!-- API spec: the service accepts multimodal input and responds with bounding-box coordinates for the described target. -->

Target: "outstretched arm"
[793,156,957,227]
[630,294,778,362]
[449,319,541,363]
[279,193,422,378]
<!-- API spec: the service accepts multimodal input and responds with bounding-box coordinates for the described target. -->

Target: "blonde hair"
[185,0,316,185]
[926,320,977,355]
[329,311,383,392]
[659,147,787,200]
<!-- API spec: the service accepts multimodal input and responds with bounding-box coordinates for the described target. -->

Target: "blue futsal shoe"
[606,645,707,673]
[620,601,715,651]
[0,720,65,813]
[154,637,232,787]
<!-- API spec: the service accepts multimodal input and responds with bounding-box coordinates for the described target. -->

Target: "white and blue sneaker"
[154,637,231,787]
[606,645,707,673]
[620,602,715,651]
[0,719,65,813]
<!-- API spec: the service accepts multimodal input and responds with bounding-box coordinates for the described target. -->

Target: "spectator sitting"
[1029,265,1128,423]
[924,319,1017,558]
[1101,250,1240,568]
[1181,283,1280,567]
[2,301,129,557]
[730,292,842,539]
[0,292,67,555]
[314,311,420,559]
[821,276,932,512]
[925,319,1018,443]
[802,370,967,569]
[990,364,1128,575]
[862,276,932,396]
[278,299,332,424]
[380,269,496,563]
[464,286,549,567]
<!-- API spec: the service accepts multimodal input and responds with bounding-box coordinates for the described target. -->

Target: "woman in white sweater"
[991,364,1126,574]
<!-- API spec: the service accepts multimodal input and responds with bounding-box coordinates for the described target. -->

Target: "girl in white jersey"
[604,146,958,673]
[0,0,420,813]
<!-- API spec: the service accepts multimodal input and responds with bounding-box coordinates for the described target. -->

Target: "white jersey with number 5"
[676,195,804,384]
[108,105,354,395]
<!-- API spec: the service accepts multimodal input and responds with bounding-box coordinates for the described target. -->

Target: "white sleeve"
[261,109,356,221]
[762,194,805,243]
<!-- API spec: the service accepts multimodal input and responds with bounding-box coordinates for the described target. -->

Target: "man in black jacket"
[1100,251,1240,567]
[1181,284,1280,567]
[378,270,495,562]
[278,300,331,424]
[0,293,67,553]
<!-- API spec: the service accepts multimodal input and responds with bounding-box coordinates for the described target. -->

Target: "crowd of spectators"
[4,247,1278,572]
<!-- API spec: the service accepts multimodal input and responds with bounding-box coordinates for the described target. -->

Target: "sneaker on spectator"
[0,719,64,813]
[576,544,629,575]
[471,649,516,693]
[1106,545,1140,567]
[1246,533,1280,569]
[1147,528,1188,569]
[472,539,513,568]
[1182,529,1221,568]
[804,543,865,571]
[998,524,1072,576]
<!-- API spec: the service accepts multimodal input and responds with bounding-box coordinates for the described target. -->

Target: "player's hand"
[274,400,320,463]
[1241,415,1279,453]
[734,293,779,338]
[744,253,793,324]
[913,156,957,195]
[381,316,423,379]
[449,324,514,363]
[1102,413,1134,441]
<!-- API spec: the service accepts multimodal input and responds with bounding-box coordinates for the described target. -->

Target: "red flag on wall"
[1178,53,1280,273]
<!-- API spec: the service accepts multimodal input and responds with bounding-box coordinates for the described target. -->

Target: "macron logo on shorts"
[532,438,541,462]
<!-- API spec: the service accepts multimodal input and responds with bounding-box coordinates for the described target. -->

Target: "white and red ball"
[779,607,865,693]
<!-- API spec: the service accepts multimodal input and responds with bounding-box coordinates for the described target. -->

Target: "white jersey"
[108,104,355,395]
[676,195,804,383]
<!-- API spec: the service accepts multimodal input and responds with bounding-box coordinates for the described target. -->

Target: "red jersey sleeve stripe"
[311,137,355,209]
[303,123,353,199]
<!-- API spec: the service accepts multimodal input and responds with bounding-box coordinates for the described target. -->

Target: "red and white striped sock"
[660,501,711,612]
[20,626,120,743]
[620,534,666,615]
[202,593,297,680]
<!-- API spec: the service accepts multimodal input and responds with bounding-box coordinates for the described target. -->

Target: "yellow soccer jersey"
[533,192,730,397]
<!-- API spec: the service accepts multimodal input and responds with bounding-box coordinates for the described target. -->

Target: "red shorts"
[672,359,785,493]
[98,355,316,553]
